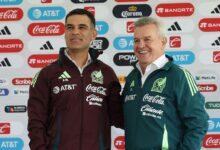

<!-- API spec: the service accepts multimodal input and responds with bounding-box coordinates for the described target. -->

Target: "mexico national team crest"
[151,77,167,93]
[91,70,103,84]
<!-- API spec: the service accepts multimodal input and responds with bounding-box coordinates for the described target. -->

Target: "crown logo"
[128,6,137,12]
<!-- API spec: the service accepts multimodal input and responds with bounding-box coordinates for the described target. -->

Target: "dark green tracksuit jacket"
[122,56,209,150]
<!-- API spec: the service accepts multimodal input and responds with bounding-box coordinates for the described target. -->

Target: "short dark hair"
[65,8,96,28]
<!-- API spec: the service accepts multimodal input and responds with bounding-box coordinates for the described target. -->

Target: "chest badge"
[151,77,167,93]
[91,70,103,84]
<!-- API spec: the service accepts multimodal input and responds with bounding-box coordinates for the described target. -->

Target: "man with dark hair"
[27,8,123,150]
[122,17,209,150]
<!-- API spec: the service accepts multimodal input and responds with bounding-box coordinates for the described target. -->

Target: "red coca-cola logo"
[199,18,220,32]
[28,22,65,36]
[0,123,10,134]
[0,8,23,21]
[126,21,134,33]
[12,78,32,85]
[213,51,220,63]
[28,54,58,68]
[156,3,194,17]
[0,39,23,53]
[203,134,220,148]
[198,84,217,92]
[114,136,125,149]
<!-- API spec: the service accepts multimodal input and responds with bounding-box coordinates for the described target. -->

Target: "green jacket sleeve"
[176,69,209,150]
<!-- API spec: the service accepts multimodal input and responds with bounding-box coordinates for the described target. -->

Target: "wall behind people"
[0,0,219,149]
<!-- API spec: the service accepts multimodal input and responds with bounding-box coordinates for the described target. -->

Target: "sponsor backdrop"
[0,0,219,149]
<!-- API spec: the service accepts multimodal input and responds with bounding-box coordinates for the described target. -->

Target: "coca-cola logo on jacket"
[203,134,220,148]
[0,39,23,53]
[156,3,194,17]
[199,18,220,32]
[28,54,58,68]
[28,22,64,36]
[0,7,23,21]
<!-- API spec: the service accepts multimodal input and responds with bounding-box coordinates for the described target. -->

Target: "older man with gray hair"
[122,17,209,150]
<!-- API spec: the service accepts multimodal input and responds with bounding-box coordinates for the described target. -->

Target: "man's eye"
[134,39,139,43]
[65,26,73,31]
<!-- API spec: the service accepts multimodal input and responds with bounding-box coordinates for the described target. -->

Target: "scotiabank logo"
[12,78,32,85]
[127,21,134,33]
[28,22,65,36]
[213,51,220,62]
[203,134,220,148]
[169,36,181,48]
[156,3,194,17]
[0,7,23,21]
[0,39,23,53]
[199,18,220,32]
[0,123,10,134]
[114,136,125,149]
[84,6,95,16]
[28,54,58,68]
[198,84,217,92]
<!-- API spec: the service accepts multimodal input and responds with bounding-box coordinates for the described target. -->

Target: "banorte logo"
[156,3,194,17]
[12,78,32,85]
[197,84,217,92]
[203,134,220,148]
[0,39,23,53]
[114,136,125,150]
[0,7,23,21]
[213,51,220,63]
[28,54,58,68]
[199,18,220,32]
[28,22,65,36]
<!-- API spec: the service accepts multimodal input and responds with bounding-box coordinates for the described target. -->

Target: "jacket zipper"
[79,73,84,150]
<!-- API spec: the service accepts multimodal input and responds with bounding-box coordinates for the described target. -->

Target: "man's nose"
[138,40,145,48]
[71,28,80,34]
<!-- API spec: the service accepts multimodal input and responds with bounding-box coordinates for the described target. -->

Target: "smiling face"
[133,23,167,69]
[64,14,97,53]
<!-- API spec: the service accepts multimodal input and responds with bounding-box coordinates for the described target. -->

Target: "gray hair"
[134,17,166,38]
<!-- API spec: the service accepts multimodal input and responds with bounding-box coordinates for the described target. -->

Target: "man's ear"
[92,29,97,40]
[162,37,167,47]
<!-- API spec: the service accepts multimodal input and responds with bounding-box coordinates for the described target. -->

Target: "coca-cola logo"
[213,51,220,63]
[28,54,58,68]
[0,123,10,134]
[199,18,220,32]
[114,136,125,149]
[126,21,134,33]
[12,78,32,85]
[28,22,65,36]
[203,134,220,148]
[0,39,23,53]
[0,7,23,21]
[156,3,194,17]
[198,84,217,92]
[86,84,106,96]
